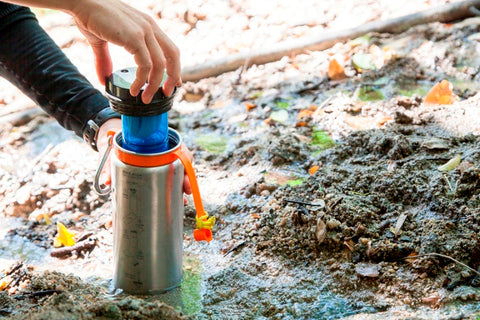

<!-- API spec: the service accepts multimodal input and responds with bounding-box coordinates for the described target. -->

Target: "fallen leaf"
[308,165,320,175]
[394,213,408,237]
[183,92,204,102]
[295,121,308,127]
[438,154,461,172]
[251,213,260,219]
[405,252,419,264]
[377,116,393,126]
[54,222,76,248]
[422,294,442,306]
[297,109,314,119]
[328,58,346,80]
[352,53,376,71]
[424,80,454,105]
[316,219,327,244]
[43,213,51,225]
[270,109,289,124]
[344,240,354,252]
[245,102,256,111]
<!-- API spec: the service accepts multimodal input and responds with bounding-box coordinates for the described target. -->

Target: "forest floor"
[1,0,480,319]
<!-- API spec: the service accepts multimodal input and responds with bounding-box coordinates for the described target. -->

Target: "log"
[181,0,480,82]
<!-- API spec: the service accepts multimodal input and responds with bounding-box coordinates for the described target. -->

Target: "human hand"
[70,0,181,103]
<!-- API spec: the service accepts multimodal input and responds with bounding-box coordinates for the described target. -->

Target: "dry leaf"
[316,219,327,244]
[183,92,204,102]
[394,213,408,237]
[422,294,442,306]
[328,58,346,80]
[297,109,314,119]
[424,80,454,105]
[308,165,320,175]
[295,121,308,127]
[54,222,76,248]
[245,102,256,111]
[405,252,419,264]
[251,213,260,219]
[377,116,393,126]
[43,212,51,225]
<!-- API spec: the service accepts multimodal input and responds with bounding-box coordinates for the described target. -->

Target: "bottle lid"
[105,67,176,116]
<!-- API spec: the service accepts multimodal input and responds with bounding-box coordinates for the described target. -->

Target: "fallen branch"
[181,0,480,82]
[50,237,98,259]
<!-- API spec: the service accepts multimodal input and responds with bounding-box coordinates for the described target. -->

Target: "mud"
[1,1,480,320]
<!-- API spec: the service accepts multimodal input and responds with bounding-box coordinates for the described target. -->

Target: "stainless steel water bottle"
[94,68,215,294]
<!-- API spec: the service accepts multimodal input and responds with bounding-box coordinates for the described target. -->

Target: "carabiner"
[94,133,114,196]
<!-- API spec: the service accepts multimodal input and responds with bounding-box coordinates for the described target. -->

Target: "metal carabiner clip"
[93,132,114,196]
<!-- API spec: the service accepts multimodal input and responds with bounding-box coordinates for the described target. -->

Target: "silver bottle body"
[111,132,184,294]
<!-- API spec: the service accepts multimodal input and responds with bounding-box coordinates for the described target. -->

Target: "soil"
[1,0,480,319]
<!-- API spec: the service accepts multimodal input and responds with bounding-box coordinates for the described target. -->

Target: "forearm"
[0,4,113,139]
[0,0,83,13]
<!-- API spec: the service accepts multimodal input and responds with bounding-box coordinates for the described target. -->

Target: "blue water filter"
[122,113,169,153]
[105,67,175,154]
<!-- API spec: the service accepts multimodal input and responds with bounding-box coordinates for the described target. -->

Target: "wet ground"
[1,1,480,319]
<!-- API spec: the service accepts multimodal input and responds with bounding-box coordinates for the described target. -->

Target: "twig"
[181,0,480,81]
[284,199,324,206]
[14,290,63,300]
[469,5,480,15]
[407,253,480,277]
[442,174,457,195]
[50,238,97,259]
[223,241,246,257]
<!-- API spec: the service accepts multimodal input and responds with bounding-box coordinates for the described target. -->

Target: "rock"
[355,262,380,278]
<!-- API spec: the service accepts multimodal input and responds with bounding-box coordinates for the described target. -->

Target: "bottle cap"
[105,67,176,116]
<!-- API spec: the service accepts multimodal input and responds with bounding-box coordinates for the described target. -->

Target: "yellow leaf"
[54,222,76,248]
[438,154,461,172]
[424,80,454,105]
[43,213,51,225]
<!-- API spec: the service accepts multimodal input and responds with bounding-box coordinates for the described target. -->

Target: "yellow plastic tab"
[196,212,216,230]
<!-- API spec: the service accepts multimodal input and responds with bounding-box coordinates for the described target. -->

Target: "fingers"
[129,24,181,103]
[183,174,192,195]
[140,33,166,104]
[91,41,112,85]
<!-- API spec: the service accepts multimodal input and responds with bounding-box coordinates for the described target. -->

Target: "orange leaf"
[245,102,257,111]
[328,58,346,80]
[308,165,320,175]
[251,214,260,219]
[377,116,393,126]
[424,80,454,105]
[297,109,314,119]
[295,121,307,127]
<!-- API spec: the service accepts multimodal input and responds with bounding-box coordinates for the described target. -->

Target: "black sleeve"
[0,2,115,140]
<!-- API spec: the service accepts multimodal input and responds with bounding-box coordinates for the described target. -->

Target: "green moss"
[311,129,335,150]
[195,134,228,154]
[357,86,385,101]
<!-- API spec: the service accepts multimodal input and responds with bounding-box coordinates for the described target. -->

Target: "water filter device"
[94,67,215,294]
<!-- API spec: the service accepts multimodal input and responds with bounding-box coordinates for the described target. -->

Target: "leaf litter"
[1,1,480,319]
